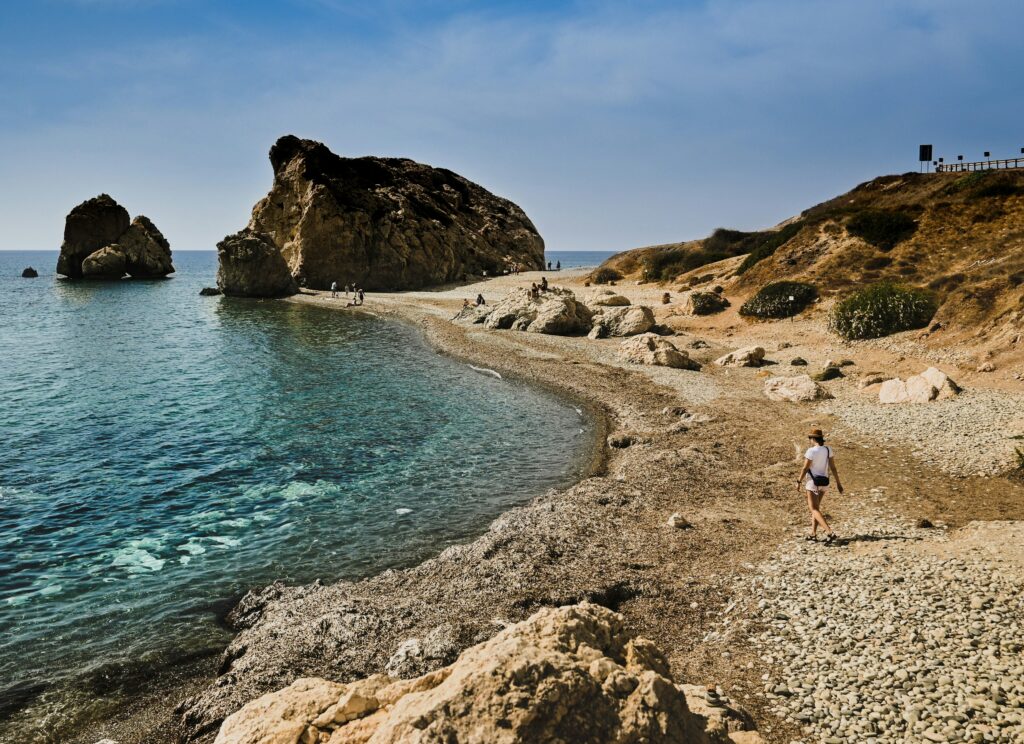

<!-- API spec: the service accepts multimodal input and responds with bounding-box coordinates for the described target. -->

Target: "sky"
[1,0,1022,252]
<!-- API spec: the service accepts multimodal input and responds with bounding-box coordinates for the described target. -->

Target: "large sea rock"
[56,195,173,279]
[216,135,544,296]
[213,603,762,744]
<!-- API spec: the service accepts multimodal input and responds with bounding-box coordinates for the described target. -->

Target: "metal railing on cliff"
[936,157,1024,173]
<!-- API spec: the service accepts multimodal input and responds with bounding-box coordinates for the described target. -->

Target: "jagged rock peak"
[56,194,173,280]
[215,135,544,295]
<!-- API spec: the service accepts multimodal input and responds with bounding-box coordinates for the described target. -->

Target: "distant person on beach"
[476,293,485,306]
[330,281,338,298]
[797,428,843,542]
[530,283,539,298]
[540,277,549,292]
[547,260,552,270]
[358,288,365,305]
[344,284,350,297]
[463,298,471,308]
[556,260,561,270]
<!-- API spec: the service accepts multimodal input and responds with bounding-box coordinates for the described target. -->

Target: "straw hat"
[807,428,824,438]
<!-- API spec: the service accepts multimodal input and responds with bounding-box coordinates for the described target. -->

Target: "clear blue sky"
[2,0,1022,251]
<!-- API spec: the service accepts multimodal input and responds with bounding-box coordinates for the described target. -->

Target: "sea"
[0,249,609,738]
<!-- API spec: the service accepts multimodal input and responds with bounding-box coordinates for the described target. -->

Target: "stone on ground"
[619,333,701,370]
[593,305,656,336]
[714,346,765,368]
[679,290,730,316]
[763,374,832,402]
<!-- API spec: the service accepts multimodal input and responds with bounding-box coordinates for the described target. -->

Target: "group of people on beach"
[528,276,549,298]
[505,260,561,275]
[329,282,365,306]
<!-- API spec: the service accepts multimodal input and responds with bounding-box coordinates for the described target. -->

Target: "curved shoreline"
[59,291,608,744]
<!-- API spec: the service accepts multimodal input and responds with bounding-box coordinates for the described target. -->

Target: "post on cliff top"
[919,144,933,173]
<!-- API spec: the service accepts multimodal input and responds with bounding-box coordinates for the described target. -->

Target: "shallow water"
[0,251,591,732]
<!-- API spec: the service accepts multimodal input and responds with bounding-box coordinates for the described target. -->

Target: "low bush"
[828,282,937,340]
[739,281,818,319]
[591,267,622,284]
[641,247,732,282]
[846,210,917,251]
[736,221,806,274]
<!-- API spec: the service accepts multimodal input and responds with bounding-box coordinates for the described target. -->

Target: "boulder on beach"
[879,367,961,404]
[56,195,174,280]
[213,603,762,744]
[482,287,592,335]
[217,135,544,295]
[619,333,701,370]
[216,229,298,298]
[763,374,833,402]
[679,290,730,316]
[584,289,631,308]
[21,267,38,278]
[714,346,765,367]
[593,305,655,337]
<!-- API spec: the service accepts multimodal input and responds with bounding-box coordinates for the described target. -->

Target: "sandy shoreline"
[67,269,1024,744]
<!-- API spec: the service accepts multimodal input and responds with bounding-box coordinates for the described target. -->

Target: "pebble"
[740,517,1024,743]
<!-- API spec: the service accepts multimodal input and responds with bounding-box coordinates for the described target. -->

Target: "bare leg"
[807,490,833,535]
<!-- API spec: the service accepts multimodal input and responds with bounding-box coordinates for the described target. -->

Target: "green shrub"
[736,221,806,274]
[828,282,937,340]
[591,267,622,284]
[739,281,818,319]
[641,247,732,282]
[846,210,917,251]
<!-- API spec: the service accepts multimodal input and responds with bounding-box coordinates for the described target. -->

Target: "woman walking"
[798,428,843,542]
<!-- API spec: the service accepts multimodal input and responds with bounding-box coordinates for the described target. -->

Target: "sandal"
[804,535,818,542]
[824,533,837,544]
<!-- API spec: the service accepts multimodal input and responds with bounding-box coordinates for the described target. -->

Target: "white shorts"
[805,478,828,495]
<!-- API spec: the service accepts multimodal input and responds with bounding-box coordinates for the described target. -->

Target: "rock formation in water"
[56,195,174,279]
[215,135,544,296]
[21,267,38,278]
[216,229,297,298]
[213,603,763,744]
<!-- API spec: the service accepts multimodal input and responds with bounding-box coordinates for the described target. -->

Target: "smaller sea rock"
[618,333,700,370]
[21,267,38,278]
[81,245,128,279]
[216,229,298,298]
[764,375,833,402]
[199,287,222,296]
[714,346,765,367]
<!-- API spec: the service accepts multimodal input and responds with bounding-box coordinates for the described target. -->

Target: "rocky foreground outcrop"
[214,603,761,744]
[216,135,544,296]
[56,195,173,279]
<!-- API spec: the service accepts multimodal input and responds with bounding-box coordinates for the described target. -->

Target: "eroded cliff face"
[56,194,173,279]
[216,136,544,295]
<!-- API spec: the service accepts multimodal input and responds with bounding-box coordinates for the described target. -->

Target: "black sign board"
[919,144,933,162]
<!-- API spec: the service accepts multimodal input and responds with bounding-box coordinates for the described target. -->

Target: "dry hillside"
[595,169,1024,344]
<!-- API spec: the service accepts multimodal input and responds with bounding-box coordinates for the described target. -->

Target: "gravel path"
[821,390,1024,477]
[737,513,1024,743]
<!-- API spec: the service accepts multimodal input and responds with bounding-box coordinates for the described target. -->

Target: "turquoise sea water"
[0,251,591,733]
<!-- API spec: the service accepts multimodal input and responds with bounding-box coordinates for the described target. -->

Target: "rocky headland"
[215,136,544,296]
[56,194,174,280]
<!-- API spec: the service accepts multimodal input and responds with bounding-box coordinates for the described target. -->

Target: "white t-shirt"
[805,445,832,478]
